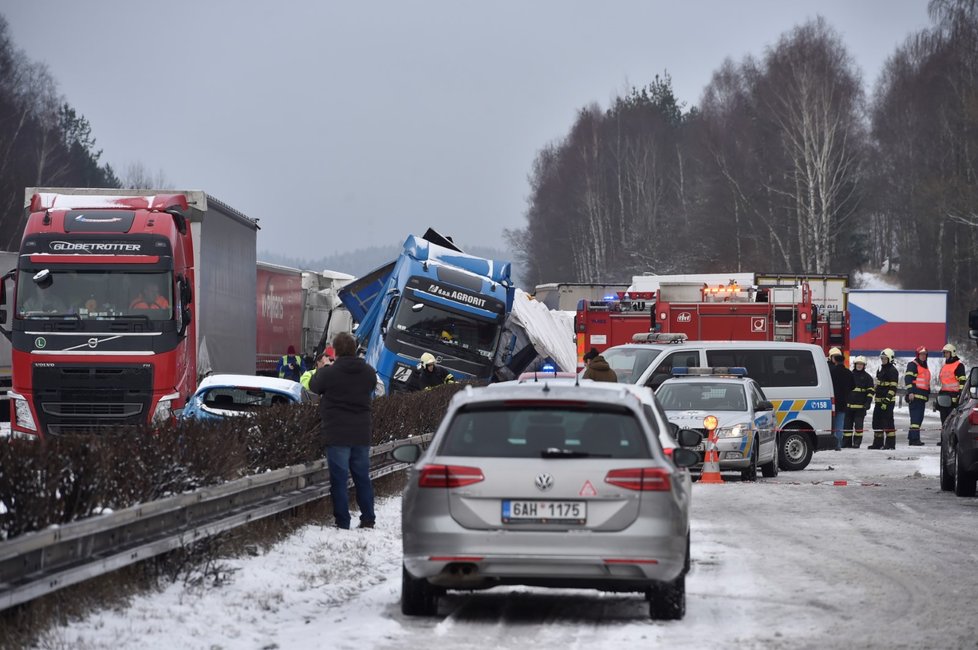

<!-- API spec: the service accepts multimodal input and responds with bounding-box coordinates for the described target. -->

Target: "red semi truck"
[0,188,258,439]
[256,262,354,376]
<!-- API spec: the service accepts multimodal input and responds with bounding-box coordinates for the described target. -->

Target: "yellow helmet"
[880,348,895,362]
[828,347,842,358]
[853,355,867,365]
[943,343,956,355]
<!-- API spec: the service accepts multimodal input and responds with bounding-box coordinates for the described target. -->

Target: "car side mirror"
[970,368,978,394]
[970,309,978,339]
[756,400,774,411]
[676,428,702,448]
[671,448,699,468]
[668,422,680,440]
[392,443,421,464]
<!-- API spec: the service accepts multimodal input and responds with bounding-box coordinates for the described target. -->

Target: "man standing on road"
[869,348,899,450]
[904,346,931,447]
[308,332,377,530]
[936,343,967,444]
[828,347,854,451]
[844,356,874,449]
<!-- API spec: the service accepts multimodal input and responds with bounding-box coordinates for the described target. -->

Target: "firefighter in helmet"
[869,348,899,450]
[936,343,967,439]
[904,346,930,446]
[844,356,874,448]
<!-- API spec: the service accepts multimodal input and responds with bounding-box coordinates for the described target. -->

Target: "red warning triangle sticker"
[579,480,597,497]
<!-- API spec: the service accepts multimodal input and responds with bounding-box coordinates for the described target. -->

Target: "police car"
[655,367,778,481]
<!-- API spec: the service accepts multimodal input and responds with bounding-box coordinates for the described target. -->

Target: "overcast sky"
[2,1,931,261]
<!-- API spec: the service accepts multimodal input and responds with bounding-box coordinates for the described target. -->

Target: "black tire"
[648,574,685,620]
[741,438,758,482]
[401,564,439,616]
[940,438,955,492]
[778,429,813,471]
[761,436,779,478]
[954,449,977,498]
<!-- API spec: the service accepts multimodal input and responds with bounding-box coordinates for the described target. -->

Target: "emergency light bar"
[671,367,748,377]
[632,332,689,344]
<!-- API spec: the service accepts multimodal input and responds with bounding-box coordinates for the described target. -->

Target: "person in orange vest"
[936,343,967,443]
[904,346,930,446]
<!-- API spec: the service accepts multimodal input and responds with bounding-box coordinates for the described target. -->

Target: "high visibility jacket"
[847,369,875,410]
[277,354,304,381]
[875,363,899,406]
[939,358,966,393]
[904,359,931,399]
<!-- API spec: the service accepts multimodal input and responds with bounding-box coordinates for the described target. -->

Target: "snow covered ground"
[33,408,978,650]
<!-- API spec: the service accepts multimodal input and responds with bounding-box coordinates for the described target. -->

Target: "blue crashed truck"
[340,229,516,393]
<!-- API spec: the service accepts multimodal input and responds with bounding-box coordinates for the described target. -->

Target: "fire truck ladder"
[768,285,799,342]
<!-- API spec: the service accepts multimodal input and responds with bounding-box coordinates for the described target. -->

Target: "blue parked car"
[181,374,306,422]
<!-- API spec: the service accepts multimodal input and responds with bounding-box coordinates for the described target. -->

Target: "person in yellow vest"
[936,343,967,444]
[904,346,930,446]
[277,345,305,382]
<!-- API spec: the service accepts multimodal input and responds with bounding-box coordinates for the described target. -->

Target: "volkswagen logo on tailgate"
[535,473,554,492]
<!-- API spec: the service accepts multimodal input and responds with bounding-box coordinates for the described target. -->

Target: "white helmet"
[943,343,956,355]
[853,355,867,366]
[828,347,842,358]
[880,348,895,362]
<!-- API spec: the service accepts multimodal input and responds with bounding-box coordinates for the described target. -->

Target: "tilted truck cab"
[340,229,514,394]
[0,189,258,439]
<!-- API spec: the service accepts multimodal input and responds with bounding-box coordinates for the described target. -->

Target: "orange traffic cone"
[699,440,724,484]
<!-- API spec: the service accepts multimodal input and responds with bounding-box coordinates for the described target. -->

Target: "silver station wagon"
[393,381,700,620]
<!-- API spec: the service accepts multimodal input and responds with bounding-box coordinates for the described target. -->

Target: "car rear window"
[705,349,818,388]
[202,387,293,410]
[438,405,651,458]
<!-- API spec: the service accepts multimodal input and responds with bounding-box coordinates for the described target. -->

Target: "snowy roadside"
[38,410,974,650]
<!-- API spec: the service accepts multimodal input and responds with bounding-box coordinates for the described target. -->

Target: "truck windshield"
[15,270,174,321]
[391,297,498,361]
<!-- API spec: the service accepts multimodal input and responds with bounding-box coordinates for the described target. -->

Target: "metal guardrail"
[0,433,433,611]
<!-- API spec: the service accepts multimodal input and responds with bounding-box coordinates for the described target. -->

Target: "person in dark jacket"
[582,347,618,383]
[828,347,854,451]
[407,352,456,391]
[844,356,874,448]
[277,345,305,382]
[308,332,377,529]
[904,346,931,446]
[869,348,899,450]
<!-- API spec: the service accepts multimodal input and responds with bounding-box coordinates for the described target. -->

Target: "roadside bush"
[0,382,466,540]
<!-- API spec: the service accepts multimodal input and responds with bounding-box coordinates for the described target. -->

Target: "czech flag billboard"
[848,290,947,357]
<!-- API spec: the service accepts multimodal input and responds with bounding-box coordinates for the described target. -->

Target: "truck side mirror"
[179,307,191,337]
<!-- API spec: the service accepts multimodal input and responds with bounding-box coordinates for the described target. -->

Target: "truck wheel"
[954,450,977,498]
[940,440,955,492]
[778,429,813,472]
[741,439,758,482]
[401,564,439,616]
[761,437,779,478]
[648,574,685,620]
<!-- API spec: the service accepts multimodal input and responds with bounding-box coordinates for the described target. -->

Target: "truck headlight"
[10,392,37,432]
[151,393,181,426]
[717,423,747,439]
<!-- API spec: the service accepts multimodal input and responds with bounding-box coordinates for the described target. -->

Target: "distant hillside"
[259,242,521,286]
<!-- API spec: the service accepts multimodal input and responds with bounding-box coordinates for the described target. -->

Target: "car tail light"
[605,467,671,491]
[969,408,978,426]
[418,464,484,488]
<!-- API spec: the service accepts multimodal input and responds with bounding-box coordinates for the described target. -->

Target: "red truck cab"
[0,192,195,439]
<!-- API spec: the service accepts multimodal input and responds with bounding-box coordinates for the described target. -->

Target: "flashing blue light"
[672,367,690,376]
[602,294,617,301]
[540,362,557,373]
[728,367,748,377]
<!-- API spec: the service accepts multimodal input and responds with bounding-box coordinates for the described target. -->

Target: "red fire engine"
[576,281,849,364]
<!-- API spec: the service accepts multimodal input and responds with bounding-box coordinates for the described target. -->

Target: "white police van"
[599,338,834,471]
